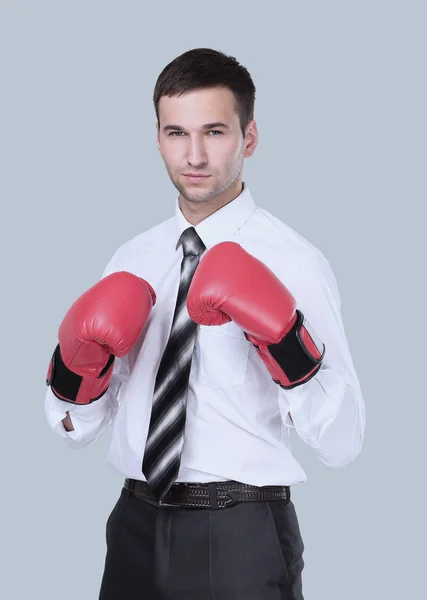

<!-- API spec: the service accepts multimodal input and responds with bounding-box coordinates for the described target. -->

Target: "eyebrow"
[162,122,230,132]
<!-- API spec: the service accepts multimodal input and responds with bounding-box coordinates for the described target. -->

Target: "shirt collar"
[174,182,256,252]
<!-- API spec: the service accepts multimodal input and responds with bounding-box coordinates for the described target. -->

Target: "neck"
[178,178,244,226]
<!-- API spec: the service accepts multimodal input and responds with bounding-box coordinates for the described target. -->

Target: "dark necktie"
[142,226,206,501]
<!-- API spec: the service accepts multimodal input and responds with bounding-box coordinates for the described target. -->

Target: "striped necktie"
[142,226,206,501]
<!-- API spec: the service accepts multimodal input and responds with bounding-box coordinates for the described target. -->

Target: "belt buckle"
[158,494,176,508]
[223,491,239,508]
[158,500,175,507]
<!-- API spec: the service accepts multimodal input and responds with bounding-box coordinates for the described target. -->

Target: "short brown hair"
[153,48,256,137]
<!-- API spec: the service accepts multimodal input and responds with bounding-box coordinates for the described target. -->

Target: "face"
[156,87,257,206]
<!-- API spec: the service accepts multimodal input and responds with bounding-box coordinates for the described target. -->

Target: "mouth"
[183,174,211,182]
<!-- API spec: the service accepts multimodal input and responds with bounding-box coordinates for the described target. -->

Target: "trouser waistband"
[124,478,291,509]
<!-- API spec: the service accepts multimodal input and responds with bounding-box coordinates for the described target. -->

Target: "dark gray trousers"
[98,486,305,599]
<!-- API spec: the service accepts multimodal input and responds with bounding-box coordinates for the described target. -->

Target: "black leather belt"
[124,478,290,509]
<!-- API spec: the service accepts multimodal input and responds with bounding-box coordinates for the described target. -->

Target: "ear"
[243,120,258,158]
[156,122,160,151]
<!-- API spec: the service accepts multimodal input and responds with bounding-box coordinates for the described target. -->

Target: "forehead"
[158,87,238,126]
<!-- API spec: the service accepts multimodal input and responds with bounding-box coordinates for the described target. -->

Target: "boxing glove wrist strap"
[246,310,326,389]
[46,344,114,405]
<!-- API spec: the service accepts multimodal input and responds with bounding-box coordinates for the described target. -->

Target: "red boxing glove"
[187,242,325,389]
[46,271,156,404]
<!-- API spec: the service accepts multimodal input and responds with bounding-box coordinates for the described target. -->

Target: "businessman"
[45,47,365,599]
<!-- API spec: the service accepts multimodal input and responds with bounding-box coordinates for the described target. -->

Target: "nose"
[186,135,207,168]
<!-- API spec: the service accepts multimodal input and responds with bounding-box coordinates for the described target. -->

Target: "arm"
[62,412,73,431]
[277,251,366,468]
[44,353,130,449]
[187,241,365,468]
[44,253,155,449]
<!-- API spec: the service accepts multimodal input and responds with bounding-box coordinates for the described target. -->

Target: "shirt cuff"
[44,387,112,443]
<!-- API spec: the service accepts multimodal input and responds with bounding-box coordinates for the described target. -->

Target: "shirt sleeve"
[43,250,129,449]
[277,250,366,468]
[43,356,129,449]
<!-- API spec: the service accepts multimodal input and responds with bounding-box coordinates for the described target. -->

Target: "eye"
[167,130,223,137]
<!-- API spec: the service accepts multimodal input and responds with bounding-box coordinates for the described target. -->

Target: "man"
[44,48,365,600]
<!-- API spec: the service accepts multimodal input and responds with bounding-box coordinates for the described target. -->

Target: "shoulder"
[239,205,328,271]
[243,206,340,304]
[102,216,175,276]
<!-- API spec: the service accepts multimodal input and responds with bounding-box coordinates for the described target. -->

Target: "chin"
[185,192,213,204]
[180,184,215,203]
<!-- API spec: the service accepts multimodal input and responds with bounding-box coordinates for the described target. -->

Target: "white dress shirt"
[44,183,365,486]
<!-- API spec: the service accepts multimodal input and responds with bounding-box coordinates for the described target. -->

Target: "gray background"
[1,0,425,598]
